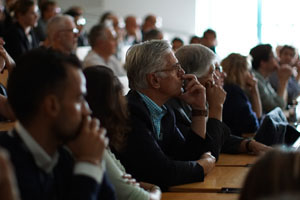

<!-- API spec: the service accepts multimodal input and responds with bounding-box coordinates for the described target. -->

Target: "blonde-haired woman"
[222,53,262,137]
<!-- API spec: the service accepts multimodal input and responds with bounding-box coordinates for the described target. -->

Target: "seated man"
[116,40,226,191]
[83,23,126,76]
[171,44,270,154]
[250,44,292,113]
[0,49,116,200]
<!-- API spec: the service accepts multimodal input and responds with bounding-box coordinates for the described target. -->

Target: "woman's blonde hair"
[221,53,251,88]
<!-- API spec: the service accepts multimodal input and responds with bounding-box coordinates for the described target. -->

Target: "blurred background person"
[171,37,183,52]
[34,0,60,43]
[4,0,39,60]
[239,148,300,200]
[269,45,300,105]
[64,6,88,47]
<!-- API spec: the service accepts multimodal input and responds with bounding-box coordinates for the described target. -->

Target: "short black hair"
[203,29,216,38]
[14,0,35,16]
[250,44,273,70]
[7,48,82,124]
[172,37,183,44]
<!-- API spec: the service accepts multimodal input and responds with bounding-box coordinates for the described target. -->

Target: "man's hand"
[180,74,206,109]
[278,64,293,83]
[249,140,272,155]
[197,152,216,175]
[68,116,108,166]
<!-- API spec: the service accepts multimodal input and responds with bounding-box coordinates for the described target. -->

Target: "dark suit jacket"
[4,22,39,61]
[116,90,225,190]
[166,98,244,154]
[0,130,116,200]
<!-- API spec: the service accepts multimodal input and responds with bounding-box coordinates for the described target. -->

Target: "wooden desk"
[0,121,15,131]
[169,167,249,193]
[162,192,238,200]
[217,153,258,167]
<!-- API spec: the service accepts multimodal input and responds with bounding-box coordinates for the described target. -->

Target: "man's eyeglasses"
[154,63,185,74]
[59,28,79,34]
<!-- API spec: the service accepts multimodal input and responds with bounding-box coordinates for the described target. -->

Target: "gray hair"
[175,44,216,77]
[125,40,172,90]
[46,15,74,42]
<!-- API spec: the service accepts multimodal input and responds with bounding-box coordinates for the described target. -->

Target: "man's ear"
[146,73,161,89]
[42,94,61,117]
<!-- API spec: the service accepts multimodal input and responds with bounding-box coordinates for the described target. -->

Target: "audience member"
[0,48,116,200]
[34,0,60,42]
[46,14,79,54]
[222,53,300,146]
[117,40,217,191]
[171,44,270,154]
[99,11,125,62]
[84,65,161,200]
[141,14,157,34]
[189,35,201,44]
[222,53,262,137]
[250,44,291,113]
[171,37,183,52]
[4,0,39,60]
[123,15,142,45]
[64,6,88,47]
[142,29,163,42]
[239,148,300,200]
[269,45,300,105]
[83,23,126,76]
[201,29,217,53]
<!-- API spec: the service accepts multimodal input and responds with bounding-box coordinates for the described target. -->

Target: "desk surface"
[217,153,258,167]
[162,192,238,200]
[0,121,15,131]
[169,166,249,192]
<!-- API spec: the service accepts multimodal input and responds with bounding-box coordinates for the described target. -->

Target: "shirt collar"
[138,92,167,139]
[15,121,59,174]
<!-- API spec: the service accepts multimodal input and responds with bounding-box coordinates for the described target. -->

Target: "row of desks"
[162,153,259,200]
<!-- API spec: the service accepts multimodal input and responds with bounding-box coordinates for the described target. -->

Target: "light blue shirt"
[138,92,167,140]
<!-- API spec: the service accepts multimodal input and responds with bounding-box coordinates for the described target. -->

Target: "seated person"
[0,48,116,200]
[250,44,292,113]
[239,147,300,200]
[83,23,126,76]
[269,45,300,105]
[117,40,219,191]
[222,53,262,137]
[84,65,161,200]
[222,53,299,146]
[4,0,39,60]
[171,37,184,52]
[171,44,270,154]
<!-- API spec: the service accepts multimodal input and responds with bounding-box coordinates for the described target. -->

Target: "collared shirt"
[15,121,105,183]
[252,69,285,113]
[138,92,167,140]
[83,49,126,76]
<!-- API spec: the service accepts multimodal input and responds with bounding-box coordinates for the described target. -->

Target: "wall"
[56,0,196,42]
